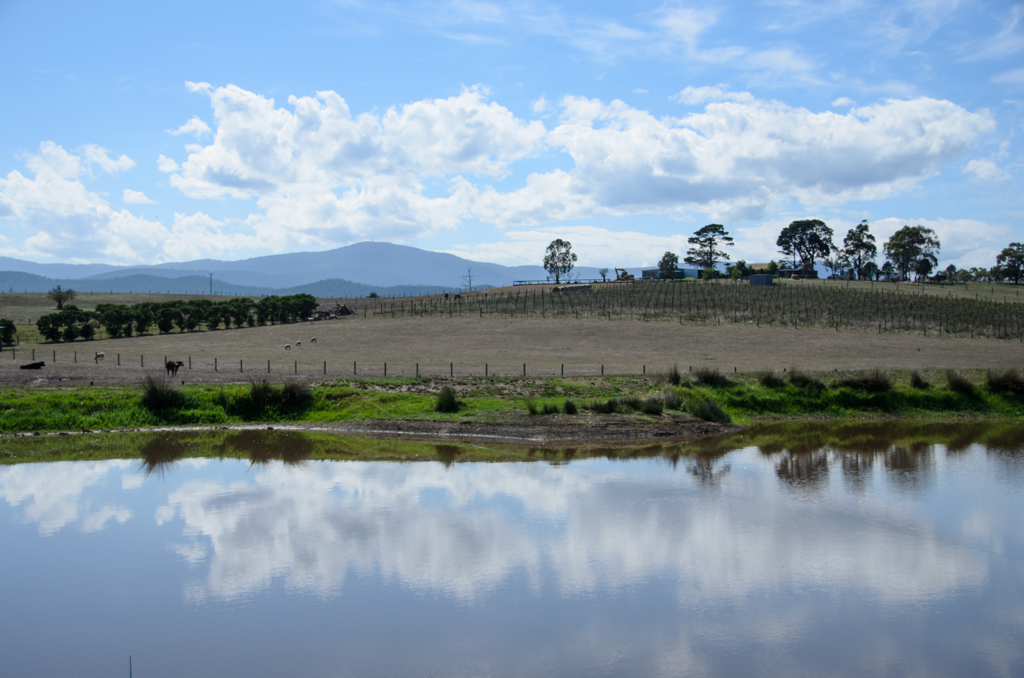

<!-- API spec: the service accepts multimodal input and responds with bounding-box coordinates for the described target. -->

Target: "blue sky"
[0,0,1021,269]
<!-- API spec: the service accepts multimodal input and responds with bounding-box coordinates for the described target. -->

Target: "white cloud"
[185,80,212,94]
[832,97,856,107]
[167,116,212,137]
[122,188,155,204]
[0,142,172,263]
[79,143,136,174]
[532,95,550,113]
[871,216,1010,268]
[152,84,995,254]
[633,88,649,94]
[992,68,1024,85]
[657,7,717,52]
[672,85,755,105]
[157,154,180,172]
[963,158,1010,181]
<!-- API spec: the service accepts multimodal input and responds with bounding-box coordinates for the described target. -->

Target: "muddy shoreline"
[0,412,743,447]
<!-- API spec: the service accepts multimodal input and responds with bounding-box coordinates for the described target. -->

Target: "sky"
[0,0,1021,270]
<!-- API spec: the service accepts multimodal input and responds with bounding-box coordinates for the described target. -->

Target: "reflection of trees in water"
[686,454,731,489]
[434,445,459,468]
[840,454,874,495]
[883,445,934,493]
[138,436,191,478]
[775,452,830,498]
[213,430,313,467]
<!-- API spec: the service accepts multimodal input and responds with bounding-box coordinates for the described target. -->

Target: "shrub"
[436,386,459,413]
[909,370,930,390]
[945,371,975,395]
[641,397,663,415]
[986,369,1024,395]
[141,375,184,410]
[563,399,578,415]
[694,367,733,388]
[691,399,731,424]
[834,369,891,393]
[281,379,311,405]
[525,399,539,415]
[662,389,683,410]
[757,370,786,389]
[542,403,560,415]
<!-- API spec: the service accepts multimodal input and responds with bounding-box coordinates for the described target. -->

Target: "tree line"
[544,223,1024,285]
[33,294,319,343]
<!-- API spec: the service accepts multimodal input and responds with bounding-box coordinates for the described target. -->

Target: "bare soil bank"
[2,316,1022,387]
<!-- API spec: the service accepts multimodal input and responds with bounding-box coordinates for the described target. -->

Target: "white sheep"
[95,352,105,362]
[310,337,317,343]
[284,344,291,350]
[295,340,302,347]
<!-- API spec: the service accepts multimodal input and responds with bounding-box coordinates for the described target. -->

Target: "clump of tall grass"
[525,399,539,415]
[986,369,1024,395]
[662,389,683,410]
[563,399,578,415]
[585,398,620,414]
[281,379,311,405]
[945,371,975,395]
[542,403,560,415]
[788,368,823,390]
[620,396,643,411]
[640,397,664,415]
[909,370,930,390]
[435,386,459,413]
[658,364,683,386]
[834,369,892,393]
[141,375,184,410]
[694,367,733,388]
[691,399,731,424]
[757,370,786,389]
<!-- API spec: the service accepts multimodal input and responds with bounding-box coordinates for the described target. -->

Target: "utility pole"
[209,273,213,296]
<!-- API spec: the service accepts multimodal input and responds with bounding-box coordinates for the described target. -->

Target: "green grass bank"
[0,367,1022,436]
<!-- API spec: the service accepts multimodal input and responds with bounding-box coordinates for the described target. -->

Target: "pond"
[2,423,1023,677]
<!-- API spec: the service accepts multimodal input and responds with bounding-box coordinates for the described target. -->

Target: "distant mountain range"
[0,242,629,297]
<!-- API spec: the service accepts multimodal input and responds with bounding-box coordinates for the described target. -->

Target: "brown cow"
[165,360,185,377]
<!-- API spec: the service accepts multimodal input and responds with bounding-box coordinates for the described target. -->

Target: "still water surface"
[2,424,1023,677]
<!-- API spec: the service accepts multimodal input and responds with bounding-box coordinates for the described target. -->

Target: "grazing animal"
[295,340,301,347]
[20,361,45,370]
[284,344,291,350]
[310,337,317,343]
[454,293,461,301]
[165,360,185,377]
[444,292,449,300]
[94,352,105,362]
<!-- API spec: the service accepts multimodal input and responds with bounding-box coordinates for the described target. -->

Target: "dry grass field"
[2,314,1023,387]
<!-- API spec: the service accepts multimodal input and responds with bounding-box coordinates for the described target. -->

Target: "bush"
[525,399,539,415]
[757,370,786,389]
[986,369,1024,395]
[945,371,975,395]
[141,375,184,410]
[691,399,731,424]
[542,403,560,415]
[663,389,683,410]
[563,399,578,415]
[436,386,459,413]
[694,367,733,388]
[281,379,311,405]
[247,379,278,407]
[834,369,891,393]
[641,397,663,415]
[909,370,930,390]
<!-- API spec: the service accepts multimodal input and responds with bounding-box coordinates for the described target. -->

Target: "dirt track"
[2,316,1023,387]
